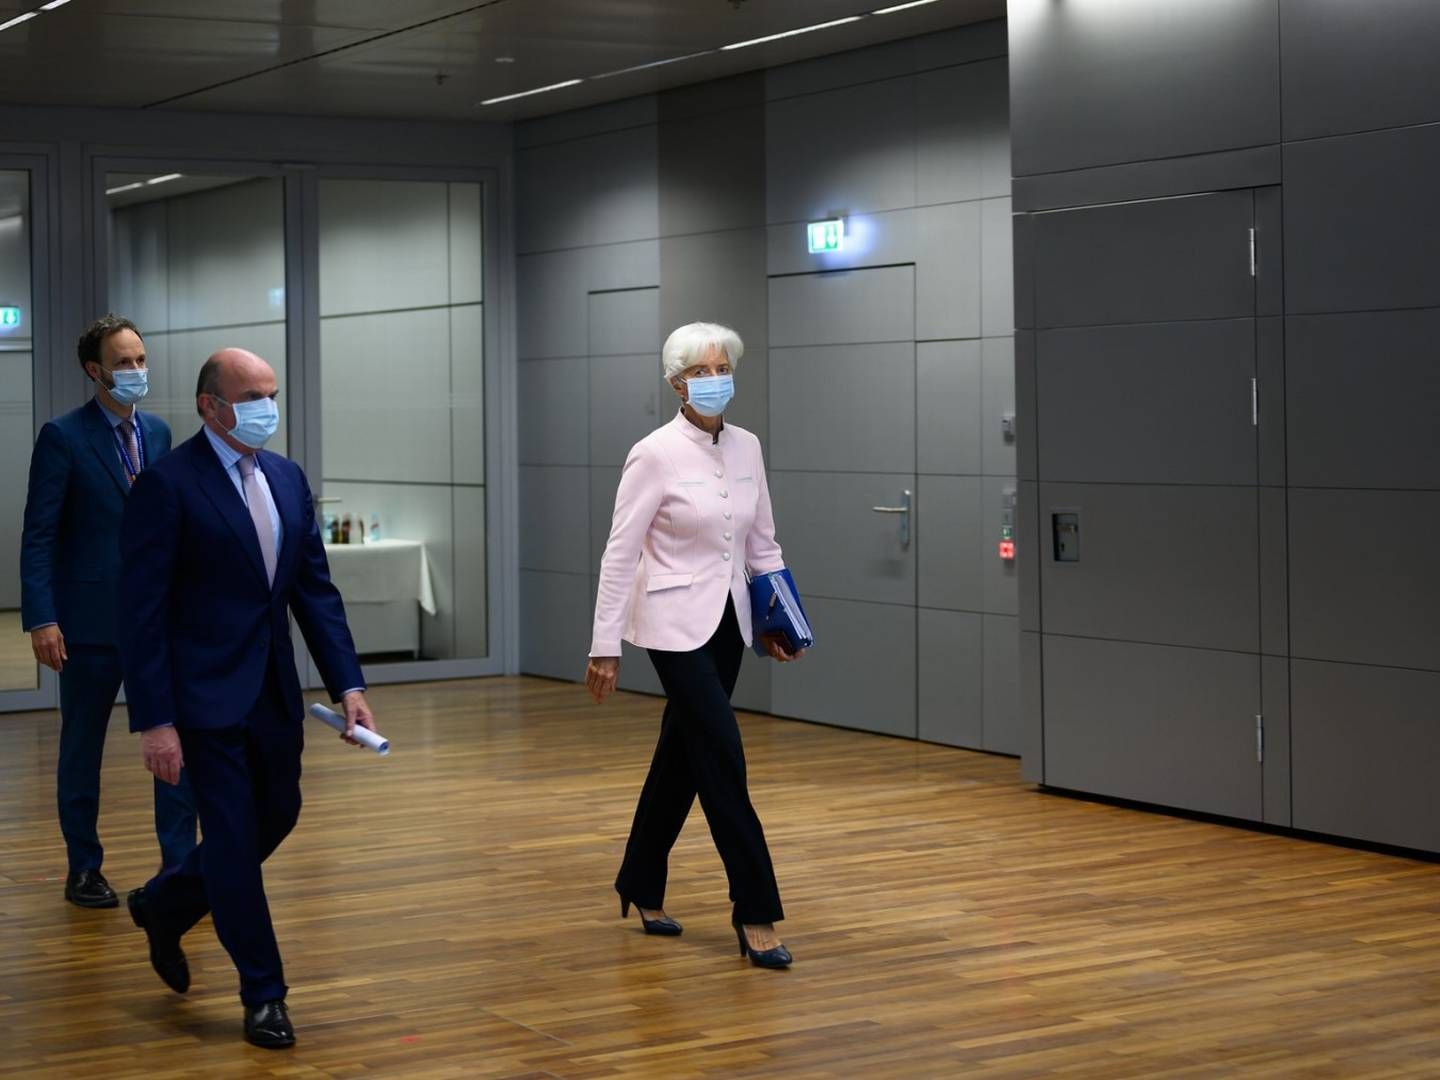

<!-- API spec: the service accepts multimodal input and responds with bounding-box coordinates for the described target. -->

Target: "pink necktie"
[118,419,139,486]
[237,454,277,586]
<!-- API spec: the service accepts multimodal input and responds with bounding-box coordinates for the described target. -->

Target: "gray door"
[762,262,1019,749]
[1030,189,1270,821]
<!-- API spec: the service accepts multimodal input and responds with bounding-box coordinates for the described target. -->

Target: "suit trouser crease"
[58,645,197,871]
[145,673,301,1007]
[615,601,784,925]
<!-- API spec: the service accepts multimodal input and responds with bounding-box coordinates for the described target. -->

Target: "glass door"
[1,162,52,712]
[313,174,500,679]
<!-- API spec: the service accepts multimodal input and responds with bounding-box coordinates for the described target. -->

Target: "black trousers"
[615,599,784,925]
[143,667,302,1007]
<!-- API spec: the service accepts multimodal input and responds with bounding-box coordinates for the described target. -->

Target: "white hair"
[661,322,744,382]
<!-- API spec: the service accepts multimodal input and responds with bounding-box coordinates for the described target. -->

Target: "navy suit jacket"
[118,431,364,733]
[20,399,172,647]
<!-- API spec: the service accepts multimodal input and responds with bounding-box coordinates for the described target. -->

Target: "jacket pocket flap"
[646,572,694,593]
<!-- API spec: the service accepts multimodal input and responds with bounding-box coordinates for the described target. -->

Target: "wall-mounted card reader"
[1001,412,1016,441]
[1052,512,1080,563]
[999,487,1017,561]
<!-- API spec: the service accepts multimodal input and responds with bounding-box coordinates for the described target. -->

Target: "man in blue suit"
[120,346,376,1050]
[20,314,197,908]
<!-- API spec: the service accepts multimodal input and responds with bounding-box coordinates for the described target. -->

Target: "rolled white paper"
[308,703,390,756]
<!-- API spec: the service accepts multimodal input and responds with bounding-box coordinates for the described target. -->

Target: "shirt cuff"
[25,621,57,632]
[340,686,366,697]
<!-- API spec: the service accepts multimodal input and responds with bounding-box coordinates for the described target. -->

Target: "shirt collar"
[97,400,135,429]
[671,409,725,446]
[202,423,247,471]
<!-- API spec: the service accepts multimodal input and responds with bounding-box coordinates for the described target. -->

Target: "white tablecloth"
[324,539,436,615]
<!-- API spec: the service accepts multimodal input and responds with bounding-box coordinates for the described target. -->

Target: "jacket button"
[722,552,732,561]
[723,531,733,541]
[723,511,733,520]
[719,489,728,499]
[714,469,724,478]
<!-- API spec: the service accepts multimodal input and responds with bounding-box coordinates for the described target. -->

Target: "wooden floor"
[3,676,1440,1078]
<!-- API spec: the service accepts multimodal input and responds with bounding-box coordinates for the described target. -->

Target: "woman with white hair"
[585,321,803,969]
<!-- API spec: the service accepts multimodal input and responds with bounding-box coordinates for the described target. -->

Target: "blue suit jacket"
[118,431,364,733]
[20,399,172,647]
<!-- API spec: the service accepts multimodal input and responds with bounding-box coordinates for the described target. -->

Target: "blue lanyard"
[112,415,146,481]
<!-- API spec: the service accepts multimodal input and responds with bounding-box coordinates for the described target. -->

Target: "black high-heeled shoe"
[621,897,683,936]
[732,917,792,969]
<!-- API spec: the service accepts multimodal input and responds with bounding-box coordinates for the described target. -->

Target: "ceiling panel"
[0,0,1003,120]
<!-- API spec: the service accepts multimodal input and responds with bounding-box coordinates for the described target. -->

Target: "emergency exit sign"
[807,218,844,253]
[0,307,20,330]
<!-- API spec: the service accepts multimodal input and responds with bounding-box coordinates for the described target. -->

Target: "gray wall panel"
[1014,331,1037,482]
[915,202,981,341]
[768,266,914,348]
[1017,480,1040,633]
[917,475,983,613]
[1036,320,1257,485]
[617,638,666,698]
[519,466,590,574]
[588,287,658,357]
[1285,126,1440,314]
[918,609,984,749]
[1013,147,1283,215]
[587,239,661,293]
[770,597,915,737]
[1008,0,1280,176]
[916,57,1010,205]
[1034,191,1256,328]
[1292,659,1440,851]
[1020,630,1043,782]
[1259,486,1289,658]
[1040,483,1260,653]
[658,103,765,237]
[765,76,916,223]
[520,571,592,681]
[918,340,983,477]
[731,649,772,715]
[729,346,769,453]
[768,471,916,607]
[980,336,1017,480]
[589,465,618,578]
[589,354,661,468]
[1261,654,1290,827]
[659,228,767,349]
[1254,186,1283,318]
[586,125,660,248]
[1279,0,1440,140]
[1287,310,1440,490]
[1257,317,1286,487]
[1043,635,1262,820]
[983,613,1021,755]
[980,197,1014,339]
[1012,213,1035,330]
[516,249,587,359]
[765,207,916,278]
[516,138,589,254]
[518,356,588,467]
[1288,489,1440,672]
[768,343,915,474]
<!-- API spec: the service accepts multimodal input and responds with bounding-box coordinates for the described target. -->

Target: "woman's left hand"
[761,633,804,663]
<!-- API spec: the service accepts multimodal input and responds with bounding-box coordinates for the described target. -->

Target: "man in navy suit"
[20,314,197,908]
[120,346,376,1050]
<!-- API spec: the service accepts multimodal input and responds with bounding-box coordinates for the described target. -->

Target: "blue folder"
[748,568,815,658]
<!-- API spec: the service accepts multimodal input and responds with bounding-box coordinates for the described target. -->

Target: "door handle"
[871,489,912,548]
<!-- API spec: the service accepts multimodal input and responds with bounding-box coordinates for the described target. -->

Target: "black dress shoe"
[64,869,118,908]
[621,897,683,936]
[244,1000,295,1049]
[126,888,190,993]
[733,918,793,969]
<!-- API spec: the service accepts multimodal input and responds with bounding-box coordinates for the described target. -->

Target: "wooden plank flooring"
[3,675,1439,1077]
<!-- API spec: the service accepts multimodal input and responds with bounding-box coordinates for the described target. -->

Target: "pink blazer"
[590,411,785,657]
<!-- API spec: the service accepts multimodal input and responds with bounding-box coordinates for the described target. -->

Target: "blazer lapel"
[186,434,270,589]
[82,399,130,497]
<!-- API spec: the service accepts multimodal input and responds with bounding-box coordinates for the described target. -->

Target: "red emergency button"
[998,540,1016,561]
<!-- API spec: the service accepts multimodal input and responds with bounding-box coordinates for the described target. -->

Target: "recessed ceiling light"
[40,0,73,10]
[478,79,583,106]
[494,56,515,63]
[593,51,715,79]
[0,11,38,32]
[105,181,145,195]
[872,0,941,13]
[145,173,183,186]
[720,15,864,51]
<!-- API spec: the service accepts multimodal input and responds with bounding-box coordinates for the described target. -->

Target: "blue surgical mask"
[104,367,149,406]
[686,374,734,418]
[215,395,280,450]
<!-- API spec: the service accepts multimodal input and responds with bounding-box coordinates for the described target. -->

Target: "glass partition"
[317,178,487,663]
[106,172,288,453]
[0,170,37,691]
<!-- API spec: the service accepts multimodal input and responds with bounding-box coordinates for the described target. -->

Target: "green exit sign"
[807,218,844,254]
[0,307,20,330]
